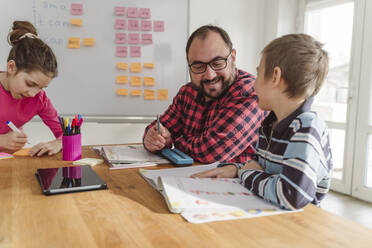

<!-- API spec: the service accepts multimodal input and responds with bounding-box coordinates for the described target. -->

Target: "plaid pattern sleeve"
[143,70,265,163]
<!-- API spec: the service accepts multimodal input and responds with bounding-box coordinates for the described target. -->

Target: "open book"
[92,145,168,170]
[140,163,300,223]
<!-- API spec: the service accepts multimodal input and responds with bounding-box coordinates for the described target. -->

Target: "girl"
[0,21,62,156]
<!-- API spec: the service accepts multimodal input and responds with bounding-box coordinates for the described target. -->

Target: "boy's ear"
[272,66,282,86]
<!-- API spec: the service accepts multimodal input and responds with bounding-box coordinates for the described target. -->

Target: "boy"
[192,34,333,210]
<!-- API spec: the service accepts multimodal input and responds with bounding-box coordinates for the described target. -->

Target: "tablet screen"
[36,165,107,195]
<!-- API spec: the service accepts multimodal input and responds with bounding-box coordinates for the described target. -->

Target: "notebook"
[94,145,168,169]
[36,165,107,195]
[140,163,300,223]
[158,176,279,213]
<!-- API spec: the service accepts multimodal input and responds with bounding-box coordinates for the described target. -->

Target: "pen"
[157,114,161,135]
[77,118,84,134]
[6,120,21,133]
[6,120,30,144]
[58,116,66,136]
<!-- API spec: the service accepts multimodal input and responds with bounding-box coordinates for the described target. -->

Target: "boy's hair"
[262,34,328,98]
[186,25,233,60]
[7,21,58,78]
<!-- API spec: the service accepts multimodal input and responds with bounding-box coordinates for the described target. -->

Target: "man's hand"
[143,123,171,152]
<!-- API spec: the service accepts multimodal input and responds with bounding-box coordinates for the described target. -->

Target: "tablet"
[36,165,107,195]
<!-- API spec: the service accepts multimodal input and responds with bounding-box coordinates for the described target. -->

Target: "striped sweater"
[237,98,333,210]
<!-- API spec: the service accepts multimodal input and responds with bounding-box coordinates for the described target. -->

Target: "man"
[143,25,265,163]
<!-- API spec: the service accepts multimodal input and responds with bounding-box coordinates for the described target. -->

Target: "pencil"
[157,114,161,135]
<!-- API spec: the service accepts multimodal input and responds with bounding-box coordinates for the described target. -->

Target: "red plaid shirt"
[144,69,265,163]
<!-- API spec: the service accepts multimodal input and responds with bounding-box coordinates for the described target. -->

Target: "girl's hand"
[30,139,62,157]
[0,131,28,151]
[191,165,237,178]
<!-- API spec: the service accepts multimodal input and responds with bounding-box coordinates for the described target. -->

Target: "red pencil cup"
[62,134,82,161]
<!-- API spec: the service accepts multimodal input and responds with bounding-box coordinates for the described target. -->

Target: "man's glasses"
[188,51,232,74]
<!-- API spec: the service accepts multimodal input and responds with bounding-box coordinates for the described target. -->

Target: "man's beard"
[195,69,235,99]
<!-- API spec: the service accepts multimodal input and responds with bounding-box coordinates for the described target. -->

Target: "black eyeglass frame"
[188,51,232,74]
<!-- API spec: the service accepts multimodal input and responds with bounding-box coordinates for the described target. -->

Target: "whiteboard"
[0,0,189,117]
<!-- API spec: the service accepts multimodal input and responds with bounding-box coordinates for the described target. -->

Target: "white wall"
[22,0,298,147]
[189,0,265,73]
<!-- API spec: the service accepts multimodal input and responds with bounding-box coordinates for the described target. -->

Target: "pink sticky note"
[130,46,141,57]
[141,20,152,31]
[128,33,140,44]
[139,8,151,19]
[128,20,139,31]
[115,33,127,44]
[116,46,128,57]
[114,6,125,16]
[127,8,138,18]
[71,3,83,15]
[154,21,164,32]
[115,19,126,29]
[141,34,152,45]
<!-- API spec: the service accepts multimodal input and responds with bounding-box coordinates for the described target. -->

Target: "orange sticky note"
[83,38,95,46]
[130,89,142,96]
[144,90,155,100]
[68,37,80,48]
[116,76,128,84]
[143,77,155,86]
[130,63,142,73]
[13,148,31,156]
[158,89,168,100]
[70,19,83,26]
[116,89,128,95]
[130,76,141,86]
[117,62,128,70]
[143,63,154,69]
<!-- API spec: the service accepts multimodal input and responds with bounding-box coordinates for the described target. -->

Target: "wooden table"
[1,146,372,248]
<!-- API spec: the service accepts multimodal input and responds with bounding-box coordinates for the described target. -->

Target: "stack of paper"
[93,145,169,170]
[0,152,13,160]
[140,163,300,223]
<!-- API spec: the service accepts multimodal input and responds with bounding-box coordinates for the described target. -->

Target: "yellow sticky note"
[130,89,142,96]
[158,89,168,100]
[117,62,128,70]
[143,63,154,69]
[143,77,155,86]
[70,19,83,26]
[83,38,95,46]
[68,37,80,48]
[130,76,141,86]
[13,148,31,156]
[116,89,128,95]
[144,90,155,100]
[116,76,128,84]
[130,63,142,73]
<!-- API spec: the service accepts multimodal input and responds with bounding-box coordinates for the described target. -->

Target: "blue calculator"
[160,148,193,166]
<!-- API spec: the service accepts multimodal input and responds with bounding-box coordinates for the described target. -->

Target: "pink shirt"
[0,83,62,140]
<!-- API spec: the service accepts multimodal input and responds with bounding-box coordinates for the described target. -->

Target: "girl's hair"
[7,21,58,78]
